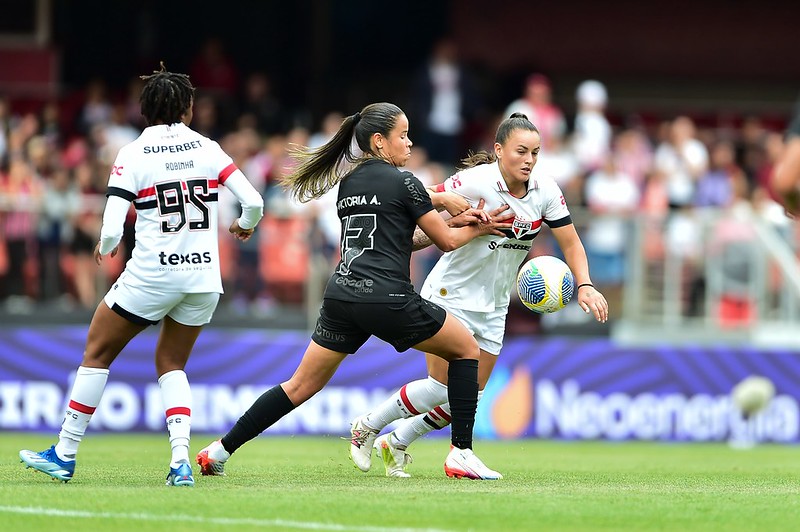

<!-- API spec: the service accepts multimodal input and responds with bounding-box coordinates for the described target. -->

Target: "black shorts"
[311,295,447,354]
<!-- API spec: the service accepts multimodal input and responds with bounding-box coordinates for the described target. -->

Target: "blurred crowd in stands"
[0,38,796,325]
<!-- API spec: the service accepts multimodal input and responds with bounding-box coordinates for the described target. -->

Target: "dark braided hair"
[139,62,195,126]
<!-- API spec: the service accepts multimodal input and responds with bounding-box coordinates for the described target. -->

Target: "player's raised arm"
[221,168,264,241]
[412,200,512,251]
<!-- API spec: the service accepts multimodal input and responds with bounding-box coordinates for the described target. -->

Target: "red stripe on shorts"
[166,407,191,418]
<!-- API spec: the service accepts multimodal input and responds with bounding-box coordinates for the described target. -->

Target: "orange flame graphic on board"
[491,365,534,438]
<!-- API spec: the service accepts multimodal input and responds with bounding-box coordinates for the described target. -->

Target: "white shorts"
[443,304,508,356]
[104,275,220,327]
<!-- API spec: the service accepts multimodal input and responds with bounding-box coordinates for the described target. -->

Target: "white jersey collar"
[491,161,538,195]
[141,122,189,137]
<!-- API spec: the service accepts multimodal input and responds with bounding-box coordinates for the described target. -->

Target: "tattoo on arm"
[412,227,433,251]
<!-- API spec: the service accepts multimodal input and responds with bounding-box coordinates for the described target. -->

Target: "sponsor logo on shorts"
[315,323,346,343]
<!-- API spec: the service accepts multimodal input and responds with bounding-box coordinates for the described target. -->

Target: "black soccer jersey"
[324,159,435,302]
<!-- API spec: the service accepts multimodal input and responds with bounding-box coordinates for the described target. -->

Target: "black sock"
[221,385,295,454]
[447,358,478,450]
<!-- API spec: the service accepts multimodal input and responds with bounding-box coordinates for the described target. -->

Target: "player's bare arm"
[229,219,255,242]
[93,242,119,265]
[427,188,470,216]
[551,224,608,323]
[412,200,512,251]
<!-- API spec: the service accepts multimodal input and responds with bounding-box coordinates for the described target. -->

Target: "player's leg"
[19,299,147,482]
[157,292,217,486]
[354,375,448,436]
[397,349,498,442]
[199,299,359,476]
[197,340,348,475]
[379,350,496,476]
[412,304,503,480]
[409,311,500,479]
[354,309,480,435]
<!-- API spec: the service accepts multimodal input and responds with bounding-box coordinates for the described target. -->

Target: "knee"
[451,336,480,361]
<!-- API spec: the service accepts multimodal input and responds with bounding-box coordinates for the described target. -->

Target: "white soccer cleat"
[349,416,378,472]
[374,433,413,478]
[444,446,503,480]
[196,439,229,476]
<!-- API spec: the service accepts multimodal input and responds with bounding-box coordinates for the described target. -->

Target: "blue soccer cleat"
[165,460,194,487]
[20,445,75,482]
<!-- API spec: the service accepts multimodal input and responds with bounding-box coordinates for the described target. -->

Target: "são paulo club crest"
[500,217,542,241]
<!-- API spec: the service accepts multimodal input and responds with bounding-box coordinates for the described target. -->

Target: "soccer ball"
[516,255,574,314]
[731,376,775,416]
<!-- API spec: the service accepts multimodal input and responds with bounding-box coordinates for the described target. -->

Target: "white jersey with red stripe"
[105,122,246,293]
[422,161,571,312]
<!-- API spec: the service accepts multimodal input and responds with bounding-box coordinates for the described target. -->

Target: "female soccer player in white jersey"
[19,64,264,487]
[196,102,511,481]
[349,113,609,478]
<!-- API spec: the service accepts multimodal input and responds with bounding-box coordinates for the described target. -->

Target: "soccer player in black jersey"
[197,102,508,479]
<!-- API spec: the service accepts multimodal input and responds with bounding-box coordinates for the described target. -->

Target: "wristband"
[577,283,594,290]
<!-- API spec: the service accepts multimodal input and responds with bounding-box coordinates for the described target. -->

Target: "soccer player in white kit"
[349,113,609,478]
[19,64,264,486]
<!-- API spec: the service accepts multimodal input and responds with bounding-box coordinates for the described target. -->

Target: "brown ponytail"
[281,102,404,202]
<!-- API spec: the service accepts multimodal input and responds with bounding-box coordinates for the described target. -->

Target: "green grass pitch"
[2,433,798,531]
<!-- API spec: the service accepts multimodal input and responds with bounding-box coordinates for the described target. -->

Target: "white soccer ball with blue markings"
[516,255,574,314]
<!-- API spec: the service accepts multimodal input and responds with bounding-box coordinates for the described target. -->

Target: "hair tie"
[353,111,361,124]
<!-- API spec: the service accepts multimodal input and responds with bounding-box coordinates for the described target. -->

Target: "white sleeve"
[99,195,130,254]
[223,170,264,230]
[542,177,571,222]
[440,170,480,206]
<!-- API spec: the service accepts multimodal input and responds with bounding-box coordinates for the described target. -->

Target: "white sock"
[364,376,448,431]
[393,390,483,448]
[159,370,191,467]
[56,366,109,461]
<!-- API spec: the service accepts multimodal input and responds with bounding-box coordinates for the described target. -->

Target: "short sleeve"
[541,177,572,227]
[399,171,435,220]
[435,169,481,206]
